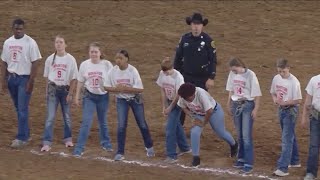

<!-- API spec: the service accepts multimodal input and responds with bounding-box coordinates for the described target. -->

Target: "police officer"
[174,13,217,125]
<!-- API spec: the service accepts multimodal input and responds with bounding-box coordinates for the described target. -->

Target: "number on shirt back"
[235,86,243,96]
[278,92,284,100]
[12,52,17,60]
[57,70,62,78]
[165,88,174,99]
[92,78,99,86]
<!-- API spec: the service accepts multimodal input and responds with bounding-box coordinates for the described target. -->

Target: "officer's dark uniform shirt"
[174,32,217,80]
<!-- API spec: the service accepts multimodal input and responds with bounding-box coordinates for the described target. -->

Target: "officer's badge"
[211,41,216,48]
[183,43,189,47]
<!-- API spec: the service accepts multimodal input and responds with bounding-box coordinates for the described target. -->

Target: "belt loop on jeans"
[8,72,29,78]
[48,81,70,90]
[279,105,296,110]
[213,103,218,111]
[233,99,247,105]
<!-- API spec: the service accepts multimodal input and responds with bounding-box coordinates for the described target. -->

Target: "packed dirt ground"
[1,1,320,180]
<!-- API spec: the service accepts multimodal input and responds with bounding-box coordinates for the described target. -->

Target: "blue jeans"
[306,115,320,177]
[116,97,153,155]
[166,103,189,159]
[7,74,31,141]
[73,90,112,155]
[190,103,235,156]
[277,106,300,172]
[231,100,255,167]
[42,84,72,146]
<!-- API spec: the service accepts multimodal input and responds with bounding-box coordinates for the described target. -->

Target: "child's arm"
[252,96,260,120]
[164,94,179,115]
[116,85,143,94]
[160,88,167,112]
[301,94,312,128]
[226,91,233,115]
[74,81,84,106]
[271,93,278,105]
[67,79,77,103]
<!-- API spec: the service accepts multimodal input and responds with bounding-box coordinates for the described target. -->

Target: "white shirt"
[104,64,143,99]
[78,59,113,95]
[305,74,320,111]
[226,69,262,101]
[1,34,42,75]
[156,69,184,100]
[44,53,78,86]
[270,73,302,102]
[178,87,217,115]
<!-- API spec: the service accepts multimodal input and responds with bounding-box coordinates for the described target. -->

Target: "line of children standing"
[2,22,320,178]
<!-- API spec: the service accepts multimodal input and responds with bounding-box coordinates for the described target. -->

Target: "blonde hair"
[160,58,173,71]
[89,42,105,59]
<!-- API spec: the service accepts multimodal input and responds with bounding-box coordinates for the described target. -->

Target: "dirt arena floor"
[1,1,320,180]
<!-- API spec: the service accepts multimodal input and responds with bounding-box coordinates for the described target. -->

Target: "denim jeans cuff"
[244,164,253,168]
[278,167,288,173]
[43,141,52,146]
[167,155,177,159]
[63,137,72,143]
[101,142,112,149]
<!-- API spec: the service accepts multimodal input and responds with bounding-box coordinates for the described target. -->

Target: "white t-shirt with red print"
[104,64,144,99]
[156,69,184,101]
[78,59,113,95]
[178,87,217,116]
[305,74,320,111]
[1,34,42,75]
[44,53,78,86]
[270,73,302,102]
[226,69,262,101]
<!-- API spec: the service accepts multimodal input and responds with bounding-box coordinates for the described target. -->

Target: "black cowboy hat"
[186,13,208,26]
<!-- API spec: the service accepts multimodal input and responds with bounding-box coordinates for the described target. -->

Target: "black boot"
[230,141,238,157]
[192,156,200,167]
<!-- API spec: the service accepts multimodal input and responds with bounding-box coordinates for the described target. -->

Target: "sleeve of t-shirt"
[175,73,185,93]
[226,71,233,91]
[270,76,276,94]
[293,79,302,100]
[156,71,163,88]
[70,56,78,80]
[305,78,314,96]
[177,97,186,109]
[43,56,51,78]
[1,41,9,62]
[132,67,144,89]
[199,90,214,111]
[250,72,262,97]
[30,39,42,62]
[104,69,113,87]
[77,62,85,83]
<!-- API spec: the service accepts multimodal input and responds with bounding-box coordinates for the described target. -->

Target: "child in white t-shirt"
[301,74,320,180]
[73,42,113,156]
[41,35,78,152]
[177,83,238,167]
[270,58,302,177]
[226,57,261,173]
[104,50,154,161]
[156,58,190,163]
[0,19,42,148]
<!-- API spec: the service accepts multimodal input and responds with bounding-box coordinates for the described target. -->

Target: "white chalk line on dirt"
[24,149,278,180]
